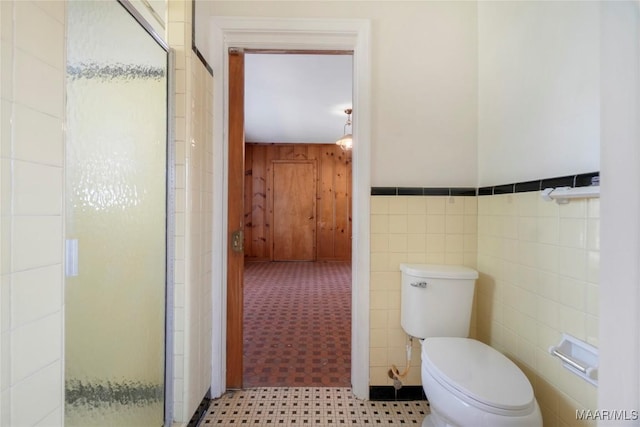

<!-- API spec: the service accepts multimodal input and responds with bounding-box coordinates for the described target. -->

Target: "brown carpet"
[242,261,352,388]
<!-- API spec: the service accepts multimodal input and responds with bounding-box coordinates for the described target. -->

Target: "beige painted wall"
[477,1,600,187]
[209,1,479,188]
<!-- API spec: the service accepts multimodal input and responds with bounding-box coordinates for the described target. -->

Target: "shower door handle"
[65,239,79,277]
[231,229,244,253]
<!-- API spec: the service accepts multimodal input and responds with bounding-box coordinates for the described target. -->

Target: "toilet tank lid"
[400,264,478,280]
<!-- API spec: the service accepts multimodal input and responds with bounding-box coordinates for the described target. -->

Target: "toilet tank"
[400,264,478,339]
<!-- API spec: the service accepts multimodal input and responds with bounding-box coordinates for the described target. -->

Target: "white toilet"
[400,264,542,427]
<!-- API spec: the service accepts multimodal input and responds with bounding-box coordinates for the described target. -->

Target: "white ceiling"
[244,53,353,144]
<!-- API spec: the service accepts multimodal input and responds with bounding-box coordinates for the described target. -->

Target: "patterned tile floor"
[243,262,352,388]
[199,387,430,426]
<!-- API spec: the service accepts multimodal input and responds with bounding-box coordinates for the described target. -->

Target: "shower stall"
[64,1,171,425]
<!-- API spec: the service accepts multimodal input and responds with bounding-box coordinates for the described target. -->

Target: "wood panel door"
[272,161,317,261]
[226,49,244,388]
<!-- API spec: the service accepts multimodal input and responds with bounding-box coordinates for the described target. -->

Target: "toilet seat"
[422,337,535,416]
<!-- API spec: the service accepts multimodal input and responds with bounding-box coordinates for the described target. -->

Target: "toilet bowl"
[399,264,542,427]
[420,337,542,427]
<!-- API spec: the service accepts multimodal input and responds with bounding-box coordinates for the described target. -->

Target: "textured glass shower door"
[65,1,168,425]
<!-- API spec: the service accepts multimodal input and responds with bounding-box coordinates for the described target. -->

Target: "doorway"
[211,16,371,399]
[243,141,353,387]
[228,52,354,388]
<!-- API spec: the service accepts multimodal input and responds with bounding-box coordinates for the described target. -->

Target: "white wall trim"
[209,16,372,400]
[598,2,640,419]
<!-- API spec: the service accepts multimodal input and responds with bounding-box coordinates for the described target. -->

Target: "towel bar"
[540,186,600,204]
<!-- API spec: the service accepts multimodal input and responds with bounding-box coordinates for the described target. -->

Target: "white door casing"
[209,17,372,400]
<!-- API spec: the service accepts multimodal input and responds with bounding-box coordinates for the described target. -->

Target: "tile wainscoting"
[370,172,599,426]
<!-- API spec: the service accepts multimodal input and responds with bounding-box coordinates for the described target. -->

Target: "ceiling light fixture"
[336,108,353,151]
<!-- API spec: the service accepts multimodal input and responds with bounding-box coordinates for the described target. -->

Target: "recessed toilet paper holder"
[549,334,598,386]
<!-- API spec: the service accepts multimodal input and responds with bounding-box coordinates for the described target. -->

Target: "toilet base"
[421,413,451,427]
[421,415,435,427]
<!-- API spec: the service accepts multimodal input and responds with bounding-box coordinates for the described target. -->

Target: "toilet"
[400,264,542,427]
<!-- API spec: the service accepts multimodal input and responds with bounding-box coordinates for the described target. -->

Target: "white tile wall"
[1,1,66,425]
[168,0,214,422]
[0,1,215,425]
[14,1,65,70]
[11,265,62,327]
[10,361,62,427]
[12,103,64,166]
[11,312,62,384]
[168,2,187,418]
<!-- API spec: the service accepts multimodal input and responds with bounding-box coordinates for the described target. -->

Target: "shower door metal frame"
[108,1,175,425]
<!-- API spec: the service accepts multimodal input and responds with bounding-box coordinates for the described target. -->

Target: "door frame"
[210,17,371,399]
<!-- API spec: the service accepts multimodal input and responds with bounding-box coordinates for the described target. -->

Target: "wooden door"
[272,161,317,261]
[226,49,244,388]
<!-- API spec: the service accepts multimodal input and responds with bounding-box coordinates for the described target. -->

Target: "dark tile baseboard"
[187,390,212,427]
[369,385,427,401]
